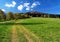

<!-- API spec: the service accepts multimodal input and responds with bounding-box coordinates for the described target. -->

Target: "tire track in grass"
[11,25,19,42]
[17,25,33,42]
[16,27,28,42]
[15,20,44,42]
[21,25,43,42]
[18,25,44,42]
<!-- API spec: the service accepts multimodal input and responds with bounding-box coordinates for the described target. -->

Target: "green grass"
[16,27,28,42]
[0,18,60,42]
[21,17,60,42]
[0,25,12,42]
[0,20,15,42]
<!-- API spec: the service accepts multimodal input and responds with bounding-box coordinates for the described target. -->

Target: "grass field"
[21,18,60,42]
[0,17,60,42]
[0,24,12,42]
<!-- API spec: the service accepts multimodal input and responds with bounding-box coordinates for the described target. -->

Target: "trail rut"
[11,25,19,42]
[17,25,44,42]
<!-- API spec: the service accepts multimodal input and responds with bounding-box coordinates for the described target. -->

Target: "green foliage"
[0,10,5,21]
[0,14,5,21]
[21,14,31,18]
[0,14,3,20]
[13,13,31,20]
[6,12,13,20]
[22,14,28,18]
[14,13,21,20]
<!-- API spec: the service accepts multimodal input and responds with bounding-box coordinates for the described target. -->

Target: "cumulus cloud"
[31,1,40,8]
[26,7,30,10]
[17,1,40,11]
[24,3,30,10]
[5,1,16,8]
[17,5,24,11]
[17,2,30,11]
[24,3,30,7]
[1,9,5,12]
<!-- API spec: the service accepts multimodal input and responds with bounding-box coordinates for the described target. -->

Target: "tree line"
[0,10,31,21]
[0,9,60,21]
[26,12,60,18]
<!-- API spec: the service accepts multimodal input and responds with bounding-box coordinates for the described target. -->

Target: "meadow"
[21,17,60,42]
[0,17,60,42]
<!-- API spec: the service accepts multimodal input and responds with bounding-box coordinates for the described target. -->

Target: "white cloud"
[24,3,30,10]
[1,9,5,12]
[12,1,16,5]
[17,2,40,11]
[17,5,24,11]
[31,1,40,8]
[24,3,30,7]
[5,1,16,8]
[26,7,30,10]
[17,2,30,11]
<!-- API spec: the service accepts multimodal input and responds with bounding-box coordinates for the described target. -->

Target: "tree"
[6,12,13,20]
[14,13,18,20]
[13,13,21,20]
[22,14,29,18]
[0,9,5,21]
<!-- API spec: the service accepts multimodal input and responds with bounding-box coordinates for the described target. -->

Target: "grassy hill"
[0,17,60,42]
[21,17,60,42]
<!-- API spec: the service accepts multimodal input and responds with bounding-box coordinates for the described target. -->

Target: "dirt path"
[17,25,44,42]
[11,25,19,42]
[17,25,33,42]
[11,20,43,42]
[20,25,42,42]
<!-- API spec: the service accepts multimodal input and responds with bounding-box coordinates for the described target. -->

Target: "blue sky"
[0,0,60,14]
